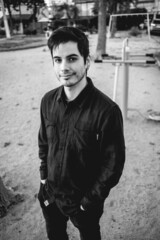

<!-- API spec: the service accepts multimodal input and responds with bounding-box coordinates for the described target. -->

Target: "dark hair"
[47,26,89,63]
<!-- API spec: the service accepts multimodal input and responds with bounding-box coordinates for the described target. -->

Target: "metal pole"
[102,59,155,64]
[1,0,11,39]
[147,13,151,41]
[113,63,120,102]
[121,38,129,120]
[107,15,112,39]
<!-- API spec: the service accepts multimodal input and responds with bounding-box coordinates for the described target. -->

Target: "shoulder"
[93,86,118,111]
[92,86,123,123]
[92,88,124,132]
[42,87,59,101]
[41,86,61,106]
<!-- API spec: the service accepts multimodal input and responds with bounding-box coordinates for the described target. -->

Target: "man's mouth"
[60,74,73,79]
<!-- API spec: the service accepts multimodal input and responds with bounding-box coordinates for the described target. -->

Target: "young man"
[38,26,125,240]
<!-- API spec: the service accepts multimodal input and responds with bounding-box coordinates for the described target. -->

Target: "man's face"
[52,41,89,88]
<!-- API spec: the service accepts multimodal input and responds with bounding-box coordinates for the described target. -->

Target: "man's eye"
[54,59,61,63]
[68,57,77,62]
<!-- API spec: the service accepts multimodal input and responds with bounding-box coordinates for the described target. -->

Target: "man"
[38,26,125,240]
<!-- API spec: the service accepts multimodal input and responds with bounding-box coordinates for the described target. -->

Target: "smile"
[61,75,71,77]
[60,75,73,79]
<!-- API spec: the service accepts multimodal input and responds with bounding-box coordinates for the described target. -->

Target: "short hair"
[47,26,89,63]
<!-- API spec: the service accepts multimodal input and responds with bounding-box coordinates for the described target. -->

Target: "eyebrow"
[53,54,79,59]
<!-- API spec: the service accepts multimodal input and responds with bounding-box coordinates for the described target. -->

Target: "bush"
[24,29,37,35]
[0,29,5,36]
[129,26,141,36]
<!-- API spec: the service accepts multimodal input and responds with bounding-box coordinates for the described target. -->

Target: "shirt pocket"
[74,122,97,150]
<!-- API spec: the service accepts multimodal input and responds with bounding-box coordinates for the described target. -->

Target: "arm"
[38,98,48,180]
[81,105,125,209]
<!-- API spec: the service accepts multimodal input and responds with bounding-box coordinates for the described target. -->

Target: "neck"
[64,77,87,102]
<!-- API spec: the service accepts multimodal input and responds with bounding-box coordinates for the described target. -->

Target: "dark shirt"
[38,77,125,215]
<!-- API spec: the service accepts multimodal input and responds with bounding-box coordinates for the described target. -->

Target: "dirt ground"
[0,33,160,240]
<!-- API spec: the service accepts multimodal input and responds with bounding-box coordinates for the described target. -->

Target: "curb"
[0,42,47,52]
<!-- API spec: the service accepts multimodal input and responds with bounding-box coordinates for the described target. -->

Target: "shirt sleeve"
[38,97,48,180]
[81,105,125,209]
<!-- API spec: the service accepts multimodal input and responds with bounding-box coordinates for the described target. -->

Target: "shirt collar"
[56,77,94,108]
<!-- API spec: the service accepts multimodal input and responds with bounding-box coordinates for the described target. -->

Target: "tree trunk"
[109,1,117,38]
[31,3,37,31]
[95,0,107,60]
[6,0,13,35]
[19,3,24,34]
[0,177,24,218]
[110,16,117,38]
[1,0,11,39]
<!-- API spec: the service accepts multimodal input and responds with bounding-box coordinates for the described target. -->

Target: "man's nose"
[60,60,69,71]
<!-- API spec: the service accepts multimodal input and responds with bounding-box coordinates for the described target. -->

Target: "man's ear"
[85,56,91,71]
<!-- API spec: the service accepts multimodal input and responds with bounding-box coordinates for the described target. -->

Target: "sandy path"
[0,34,160,240]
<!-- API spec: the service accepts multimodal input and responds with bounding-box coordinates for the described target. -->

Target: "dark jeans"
[38,185,103,240]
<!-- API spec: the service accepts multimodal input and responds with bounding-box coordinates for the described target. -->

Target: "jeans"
[38,191,103,240]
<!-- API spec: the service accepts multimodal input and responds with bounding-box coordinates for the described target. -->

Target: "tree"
[95,0,108,60]
[6,0,26,34]
[109,0,133,37]
[3,0,23,34]
[94,0,136,60]
[3,0,13,34]
[17,0,24,34]
[22,0,45,30]
[51,2,79,27]
[0,177,24,218]
[65,3,79,26]
[3,0,45,34]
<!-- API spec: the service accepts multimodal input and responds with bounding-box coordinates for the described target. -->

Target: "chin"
[61,80,76,87]
[64,83,75,88]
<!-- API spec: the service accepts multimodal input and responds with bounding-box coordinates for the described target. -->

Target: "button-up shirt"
[38,77,125,215]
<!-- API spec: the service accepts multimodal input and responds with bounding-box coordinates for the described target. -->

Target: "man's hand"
[80,205,85,211]
[41,179,47,184]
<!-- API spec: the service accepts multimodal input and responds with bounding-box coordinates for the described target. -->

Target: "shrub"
[129,26,141,36]
[0,29,5,36]
[24,29,37,35]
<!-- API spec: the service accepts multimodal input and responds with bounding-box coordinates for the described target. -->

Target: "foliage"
[3,0,18,10]
[21,0,45,21]
[22,0,45,9]
[24,28,37,34]
[3,0,43,11]
[48,2,79,27]
[2,0,45,35]
[92,0,99,15]
[51,3,79,20]
[3,0,45,18]
[3,0,45,9]
[0,29,6,37]
[129,26,141,36]
[92,0,139,15]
